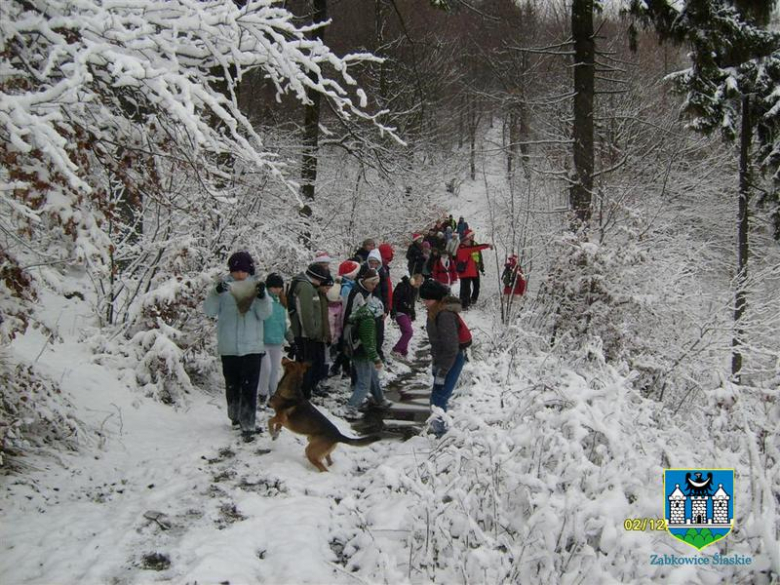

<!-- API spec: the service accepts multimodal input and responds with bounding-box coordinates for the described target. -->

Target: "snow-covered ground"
[2,141,778,585]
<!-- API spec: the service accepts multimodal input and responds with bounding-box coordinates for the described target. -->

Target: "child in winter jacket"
[258,273,290,403]
[502,255,526,296]
[204,251,272,441]
[431,250,459,287]
[419,279,465,438]
[391,274,423,358]
[345,296,388,416]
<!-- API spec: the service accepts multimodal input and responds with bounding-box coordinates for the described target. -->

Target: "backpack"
[343,320,362,357]
[501,267,513,288]
[455,260,468,274]
[286,279,301,320]
[456,313,472,349]
[437,310,472,350]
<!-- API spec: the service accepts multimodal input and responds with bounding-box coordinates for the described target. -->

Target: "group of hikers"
[204,213,527,442]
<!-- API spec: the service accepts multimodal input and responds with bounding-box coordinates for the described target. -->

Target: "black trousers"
[471,274,481,303]
[221,354,263,432]
[459,277,475,310]
[295,337,324,400]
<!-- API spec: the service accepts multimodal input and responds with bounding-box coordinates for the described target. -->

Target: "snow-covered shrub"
[0,249,36,343]
[385,346,779,584]
[0,350,86,468]
[538,232,649,364]
[1,0,397,403]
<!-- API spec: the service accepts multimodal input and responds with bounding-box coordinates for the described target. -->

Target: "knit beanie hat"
[367,249,382,265]
[338,260,360,280]
[422,241,431,250]
[419,279,449,301]
[228,251,255,275]
[360,268,380,286]
[319,274,335,288]
[313,250,332,264]
[266,273,284,289]
[306,263,330,282]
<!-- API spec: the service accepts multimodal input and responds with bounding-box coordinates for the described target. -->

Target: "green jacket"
[348,304,380,363]
[289,273,326,341]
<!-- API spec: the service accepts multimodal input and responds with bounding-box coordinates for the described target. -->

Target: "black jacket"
[392,277,416,320]
[406,243,426,276]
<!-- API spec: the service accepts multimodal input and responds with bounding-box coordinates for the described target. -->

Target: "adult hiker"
[454,229,492,311]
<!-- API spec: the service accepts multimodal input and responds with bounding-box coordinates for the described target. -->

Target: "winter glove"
[434,370,446,385]
[256,281,266,299]
[216,281,229,294]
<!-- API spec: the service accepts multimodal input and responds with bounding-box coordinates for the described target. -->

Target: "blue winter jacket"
[263,292,288,345]
[340,278,356,301]
[204,275,273,356]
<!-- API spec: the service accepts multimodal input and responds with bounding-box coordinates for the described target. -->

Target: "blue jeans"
[430,351,465,436]
[349,358,383,408]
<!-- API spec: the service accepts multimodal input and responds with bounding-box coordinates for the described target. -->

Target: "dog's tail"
[338,434,382,447]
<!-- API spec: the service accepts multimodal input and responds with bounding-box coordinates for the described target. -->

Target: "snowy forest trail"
[2,128,778,585]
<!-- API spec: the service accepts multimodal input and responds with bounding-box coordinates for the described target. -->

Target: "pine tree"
[628,0,780,381]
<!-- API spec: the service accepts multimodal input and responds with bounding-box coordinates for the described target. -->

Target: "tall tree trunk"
[469,95,477,180]
[375,0,388,105]
[299,0,327,247]
[570,0,595,229]
[731,94,751,382]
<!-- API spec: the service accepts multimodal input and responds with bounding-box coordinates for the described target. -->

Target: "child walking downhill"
[419,279,467,438]
[391,274,423,360]
[344,296,389,418]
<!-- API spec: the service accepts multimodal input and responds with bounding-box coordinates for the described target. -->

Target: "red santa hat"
[412,233,423,242]
[338,260,361,280]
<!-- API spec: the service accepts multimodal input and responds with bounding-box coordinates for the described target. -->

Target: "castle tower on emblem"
[712,484,730,524]
[668,485,686,525]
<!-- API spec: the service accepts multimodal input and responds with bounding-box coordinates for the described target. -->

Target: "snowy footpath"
[2,297,777,584]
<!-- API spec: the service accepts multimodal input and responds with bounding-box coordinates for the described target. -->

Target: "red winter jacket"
[432,256,459,286]
[455,243,491,278]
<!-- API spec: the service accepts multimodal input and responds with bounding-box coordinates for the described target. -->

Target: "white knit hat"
[313,250,332,264]
[367,249,382,265]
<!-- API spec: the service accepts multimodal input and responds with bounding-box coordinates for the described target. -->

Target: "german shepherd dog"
[268,359,380,472]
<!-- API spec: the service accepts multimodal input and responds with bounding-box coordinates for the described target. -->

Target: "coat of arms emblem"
[664,469,734,550]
